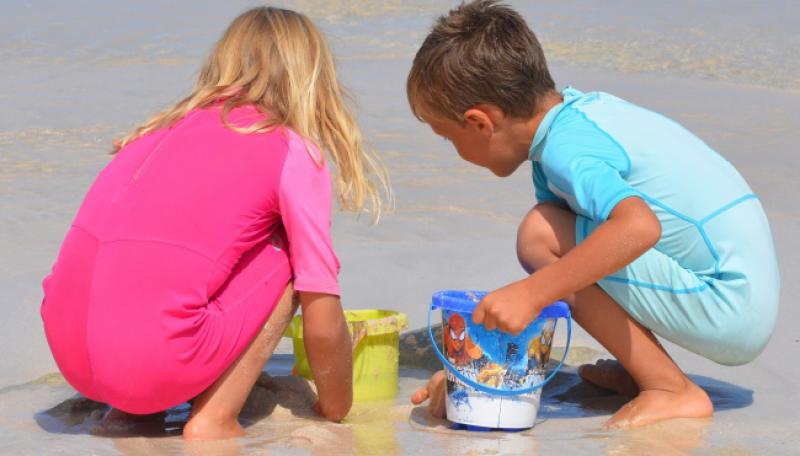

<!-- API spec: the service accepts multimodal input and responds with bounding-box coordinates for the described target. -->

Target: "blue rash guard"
[529,87,779,365]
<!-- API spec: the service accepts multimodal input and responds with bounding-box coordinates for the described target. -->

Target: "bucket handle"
[427,302,572,397]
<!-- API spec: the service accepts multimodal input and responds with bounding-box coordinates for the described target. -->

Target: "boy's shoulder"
[536,87,696,169]
[546,88,637,139]
[533,88,631,170]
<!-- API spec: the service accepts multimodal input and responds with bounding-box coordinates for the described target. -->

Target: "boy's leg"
[517,204,712,428]
[183,283,298,440]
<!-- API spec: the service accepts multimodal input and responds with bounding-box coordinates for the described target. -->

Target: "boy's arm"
[300,291,353,421]
[473,197,661,334]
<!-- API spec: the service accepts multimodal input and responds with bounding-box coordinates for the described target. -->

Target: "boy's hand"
[410,370,446,419]
[472,279,541,335]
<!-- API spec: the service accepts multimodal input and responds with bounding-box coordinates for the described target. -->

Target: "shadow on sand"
[538,366,753,420]
[34,354,318,439]
[33,344,753,451]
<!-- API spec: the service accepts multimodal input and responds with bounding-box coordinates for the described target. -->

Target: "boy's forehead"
[423,117,452,137]
[422,113,461,131]
[414,99,462,127]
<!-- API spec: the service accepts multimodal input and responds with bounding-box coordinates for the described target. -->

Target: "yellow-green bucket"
[284,310,408,402]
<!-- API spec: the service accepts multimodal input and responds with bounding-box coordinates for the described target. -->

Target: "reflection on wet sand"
[26,344,757,455]
[408,406,541,454]
[603,419,711,456]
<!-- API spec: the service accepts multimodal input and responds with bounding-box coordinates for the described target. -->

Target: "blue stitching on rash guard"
[597,194,759,292]
[602,276,710,294]
[699,194,758,225]
[598,190,641,220]
[567,106,633,176]
[698,225,722,277]
[541,95,760,295]
[542,107,635,219]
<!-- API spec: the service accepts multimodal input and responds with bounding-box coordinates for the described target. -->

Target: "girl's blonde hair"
[114,6,389,220]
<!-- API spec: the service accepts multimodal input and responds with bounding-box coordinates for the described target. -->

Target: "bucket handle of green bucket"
[427,302,572,397]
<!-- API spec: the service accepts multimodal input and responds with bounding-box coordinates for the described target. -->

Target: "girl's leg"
[517,204,712,428]
[183,283,298,440]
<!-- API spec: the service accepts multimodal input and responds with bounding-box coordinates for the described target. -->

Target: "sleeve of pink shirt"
[278,130,341,296]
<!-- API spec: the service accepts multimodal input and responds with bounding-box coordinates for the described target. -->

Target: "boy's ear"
[463,104,504,136]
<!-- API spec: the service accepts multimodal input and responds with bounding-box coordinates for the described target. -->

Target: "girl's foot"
[578,359,639,396]
[183,413,245,440]
[606,379,713,428]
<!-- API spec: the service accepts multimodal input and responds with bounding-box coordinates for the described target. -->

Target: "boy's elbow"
[615,196,662,248]
[638,210,662,248]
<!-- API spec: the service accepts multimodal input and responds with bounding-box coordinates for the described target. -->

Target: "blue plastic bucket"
[428,290,572,430]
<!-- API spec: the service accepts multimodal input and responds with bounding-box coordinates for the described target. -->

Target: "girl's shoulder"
[192,103,267,129]
[282,128,324,165]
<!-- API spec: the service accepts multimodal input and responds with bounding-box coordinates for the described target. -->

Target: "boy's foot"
[578,359,639,396]
[606,380,713,428]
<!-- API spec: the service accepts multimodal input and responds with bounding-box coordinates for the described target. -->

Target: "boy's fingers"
[497,317,512,333]
[472,302,486,324]
[411,386,429,405]
[483,313,497,331]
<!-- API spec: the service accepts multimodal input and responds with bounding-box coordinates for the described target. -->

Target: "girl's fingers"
[429,373,446,418]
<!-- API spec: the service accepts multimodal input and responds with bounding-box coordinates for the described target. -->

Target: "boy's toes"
[578,359,639,396]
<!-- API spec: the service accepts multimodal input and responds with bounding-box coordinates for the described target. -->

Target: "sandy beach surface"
[1,1,798,454]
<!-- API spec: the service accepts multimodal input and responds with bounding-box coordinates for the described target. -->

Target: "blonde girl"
[41,7,387,440]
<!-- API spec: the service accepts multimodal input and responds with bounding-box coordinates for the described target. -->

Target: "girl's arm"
[473,197,661,333]
[300,291,352,421]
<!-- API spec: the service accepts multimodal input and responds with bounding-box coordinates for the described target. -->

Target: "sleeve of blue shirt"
[539,110,640,221]
[532,161,562,205]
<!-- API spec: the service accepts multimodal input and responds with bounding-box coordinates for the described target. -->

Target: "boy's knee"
[516,205,563,273]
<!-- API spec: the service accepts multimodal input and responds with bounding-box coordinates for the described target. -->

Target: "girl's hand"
[410,370,446,419]
[301,292,352,422]
[472,280,541,335]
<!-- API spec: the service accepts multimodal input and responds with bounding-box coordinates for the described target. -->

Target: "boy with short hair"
[408,0,779,427]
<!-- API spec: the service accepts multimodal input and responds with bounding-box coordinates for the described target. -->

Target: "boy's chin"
[488,163,518,178]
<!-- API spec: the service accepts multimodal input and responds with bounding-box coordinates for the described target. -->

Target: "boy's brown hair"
[407,0,555,123]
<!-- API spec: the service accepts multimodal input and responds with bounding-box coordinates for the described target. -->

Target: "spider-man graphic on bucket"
[444,313,483,365]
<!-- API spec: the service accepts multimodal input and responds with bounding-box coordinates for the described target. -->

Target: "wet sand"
[1,0,799,454]
[0,338,779,455]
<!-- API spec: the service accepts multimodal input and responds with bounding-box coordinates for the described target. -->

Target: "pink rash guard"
[40,105,340,414]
